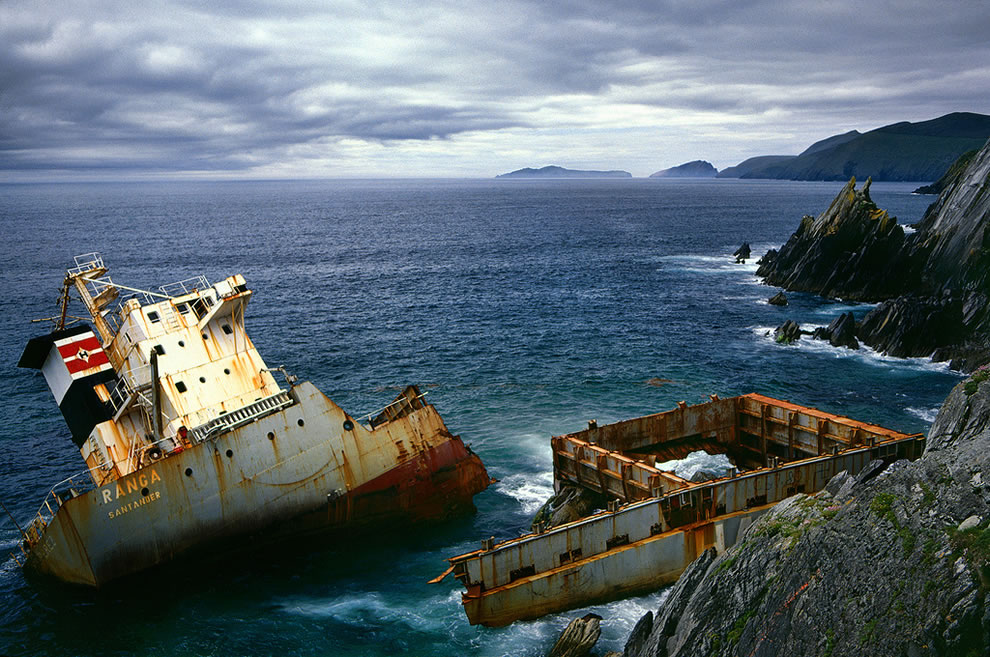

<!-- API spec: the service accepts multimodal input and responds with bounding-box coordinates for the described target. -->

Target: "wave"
[656,451,732,479]
[495,471,555,515]
[750,325,963,375]
[905,406,940,424]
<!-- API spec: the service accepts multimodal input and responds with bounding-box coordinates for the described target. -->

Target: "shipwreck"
[440,393,923,626]
[15,253,492,587]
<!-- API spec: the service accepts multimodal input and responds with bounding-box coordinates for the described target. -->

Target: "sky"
[1,0,988,180]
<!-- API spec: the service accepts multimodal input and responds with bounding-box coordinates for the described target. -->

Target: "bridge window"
[175,381,187,393]
[222,324,233,335]
[147,310,161,323]
[153,344,165,356]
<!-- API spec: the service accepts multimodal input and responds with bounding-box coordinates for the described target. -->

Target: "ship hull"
[25,381,490,587]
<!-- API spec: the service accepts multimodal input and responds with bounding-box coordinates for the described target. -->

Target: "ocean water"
[0,178,960,656]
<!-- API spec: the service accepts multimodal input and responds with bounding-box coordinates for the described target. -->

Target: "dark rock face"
[623,373,990,657]
[756,178,910,300]
[811,311,859,349]
[767,292,787,306]
[531,484,605,531]
[758,138,990,371]
[733,242,751,263]
[773,320,803,344]
[547,614,603,657]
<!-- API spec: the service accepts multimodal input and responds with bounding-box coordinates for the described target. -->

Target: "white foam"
[656,451,732,479]
[496,471,556,515]
[750,325,962,375]
[902,225,917,234]
[906,406,939,424]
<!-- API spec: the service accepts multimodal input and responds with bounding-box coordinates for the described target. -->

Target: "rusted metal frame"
[742,393,916,441]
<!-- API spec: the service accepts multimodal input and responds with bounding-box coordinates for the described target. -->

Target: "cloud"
[0,0,988,178]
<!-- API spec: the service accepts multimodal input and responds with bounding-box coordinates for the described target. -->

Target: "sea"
[0,178,962,656]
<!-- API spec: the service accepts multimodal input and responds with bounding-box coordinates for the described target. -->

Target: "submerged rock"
[767,292,788,306]
[621,372,990,657]
[811,311,859,349]
[773,320,803,344]
[547,614,602,657]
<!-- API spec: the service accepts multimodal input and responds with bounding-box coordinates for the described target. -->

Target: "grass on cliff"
[947,519,990,588]
[964,369,990,396]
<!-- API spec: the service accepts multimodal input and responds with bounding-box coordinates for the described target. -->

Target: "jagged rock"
[811,311,859,349]
[547,613,602,657]
[733,242,752,263]
[621,373,990,657]
[689,469,722,483]
[773,320,803,344]
[767,292,788,306]
[756,249,777,266]
[757,138,990,371]
[532,484,605,531]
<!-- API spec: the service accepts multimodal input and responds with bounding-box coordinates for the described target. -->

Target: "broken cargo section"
[442,394,923,626]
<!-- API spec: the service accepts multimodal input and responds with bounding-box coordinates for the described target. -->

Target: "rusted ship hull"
[25,382,490,587]
[446,394,923,626]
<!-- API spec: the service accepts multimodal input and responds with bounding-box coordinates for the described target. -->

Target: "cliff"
[757,138,990,371]
[622,372,990,657]
[649,161,717,178]
[718,112,990,182]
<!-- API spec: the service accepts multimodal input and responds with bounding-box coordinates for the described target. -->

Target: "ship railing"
[188,391,294,444]
[359,391,430,427]
[159,275,211,298]
[68,252,105,276]
[108,364,154,416]
[27,430,184,535]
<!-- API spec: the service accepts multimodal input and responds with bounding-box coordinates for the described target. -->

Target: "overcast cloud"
[1,0,988,179]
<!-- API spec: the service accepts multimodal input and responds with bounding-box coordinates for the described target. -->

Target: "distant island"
[649,160,717,178]
[496,165,632,178]
[717,111,990,182]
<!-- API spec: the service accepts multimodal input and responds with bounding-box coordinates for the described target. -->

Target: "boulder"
[811,311,860,349]
[547,614,602,657]
[767,292,788,306]
[773,320,803,344]
[531,484,605,531]
[733,242,752,263]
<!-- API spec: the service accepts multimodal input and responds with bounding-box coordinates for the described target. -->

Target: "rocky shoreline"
[756,137,990,372]
[548,370,990,657]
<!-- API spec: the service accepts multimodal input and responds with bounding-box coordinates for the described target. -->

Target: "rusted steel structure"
[17,253,491,587]
[442,394,922,626]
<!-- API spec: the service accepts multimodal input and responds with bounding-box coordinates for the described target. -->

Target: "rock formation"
[767,292,788,306]
[531,484,605,531]
[547,614,606,657]
[757,138,990,371]
[622,370,990,657]
[811,312,859,349]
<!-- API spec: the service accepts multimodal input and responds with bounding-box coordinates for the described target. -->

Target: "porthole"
[225,449,233,458]
[141,487,150,496]
[267,431,276,441]
[184,468,193,477]
[297,419,305,427]
[202,333,209,340]
[178,340,185,347]
[224,368,230,375]
[199,376,206,383]
[343,420,354,431]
